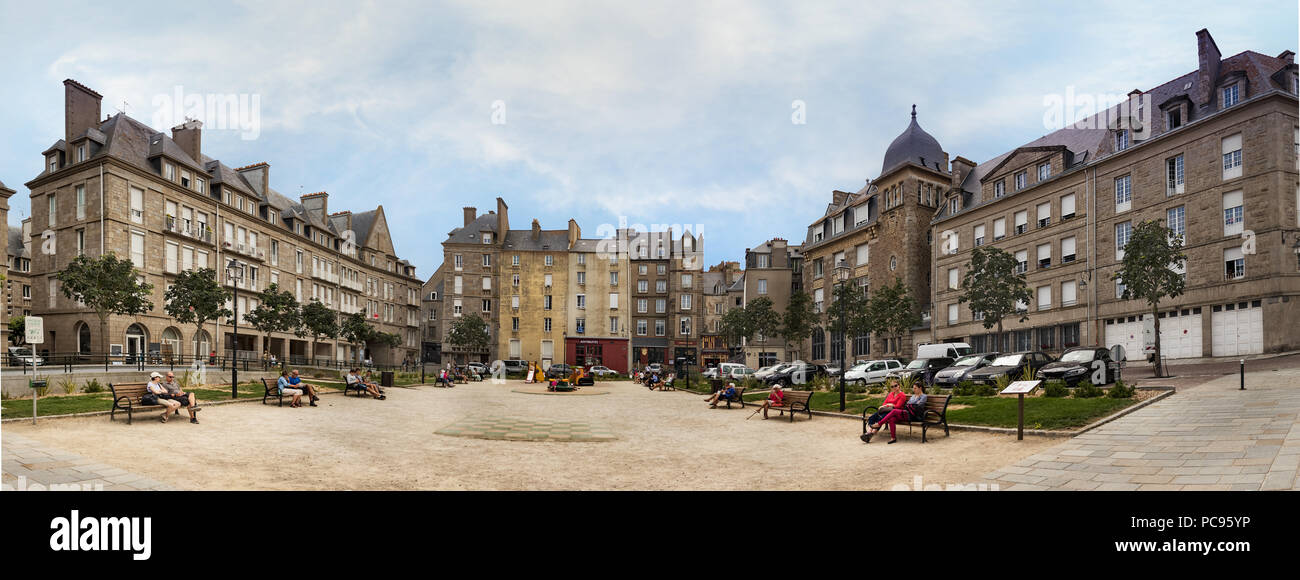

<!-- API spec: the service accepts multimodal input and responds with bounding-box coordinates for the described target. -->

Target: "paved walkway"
[1,432,179,491]
[983,370,1300,490]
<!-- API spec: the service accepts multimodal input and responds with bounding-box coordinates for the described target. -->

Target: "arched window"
[161,327,183,361]
[192,329,212,362]
[75,321,91,354]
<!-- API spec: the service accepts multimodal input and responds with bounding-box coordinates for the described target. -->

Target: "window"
[196,178,205,194]
[1062,236,1077,264]
[1224,247,1245,280]
[656,280,666,293]
[993,218,1006,240]
[1061,193,1076,220]
[1014,171,1027,190]
[638,280,648,293]
[576,294,586,309]
[511,254,520,266]
[680,295,692,310]
[76,228,85,255]
[270,240,278,266]
[544,274,553,288]
[164,163,175,180]
[855,243,869,265]
[994,180,1005,198]
[609,317,619,333]
[1167,206,1186,240]
[1222,84,1239,108]
[973,224,985,247]
[656,299,666,313]
[511,295,520,309]
[180,170,191,188]
[814,288,823,313]
[453,275,463,294]
[1222,191,1244,236]
[75,185,86,219]
[1037,243,1051,269]
[757,254,770,268]
[577,271,586,285]
[1114,175,1132,212]
[1038,286,1051,310]
[576,254,586,265]
[679,317,691,336]
[637,298,647,313]
[1062,281,1078,307]
[544,318,552,332]
[949,197,959,215]
[76,144,86,163]
[758,279,768,294]
[1116,130,1129,151]
[1037,162,1050,181]
[656,264,666,275]
[482,277,491,290]
[610,271,618,285]
[482,299,491,313]
[1115,221,1132,260]
[948,303,958,324]
[637,320,647,335]
[947,267,958,290]
[655,320,666,336]
[544,255,554,266]
[131,231,145,268]
[609,293,619,309]
[165,242,179,272]
[544,295,553,310]
[1166,155,1185,195]
[48,155,57,173]
[638,264,647,275]
[1014,250,1027,274]
[1222,134,1242,180]
[1036,202,1051,228]
[814,259,824,277]
[575,318,585,334]
[1014,210,1027,235]
[482,254,491,267]
[1166,108,1182,130]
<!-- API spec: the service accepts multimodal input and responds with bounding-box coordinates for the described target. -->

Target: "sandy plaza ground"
[1,379,1056,491]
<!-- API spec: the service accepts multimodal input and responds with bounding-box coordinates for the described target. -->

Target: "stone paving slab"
[2,432,179,491]
[984,369,1300,491]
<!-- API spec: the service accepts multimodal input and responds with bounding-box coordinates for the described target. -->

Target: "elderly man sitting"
[159,371,201,423]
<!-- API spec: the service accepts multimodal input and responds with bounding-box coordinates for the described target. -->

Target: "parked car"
[645,363,663,374]
[703,362,745,379]
[1037,347,1119,385]
[754,362,797,381]
[887,357,955,385]
[726,367,756,380]
[916,342,973,360]
[843,360,903,385]
[764,362,827,387]
[588,365,617,377]
[966,351,1054,385]
[8,347,44,366]
[932,353,1000,387]
[545,364,575,380]
[501,359,528,373]
[466,362,488,375]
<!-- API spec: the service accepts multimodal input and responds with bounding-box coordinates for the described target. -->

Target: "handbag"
[141,393,159,406]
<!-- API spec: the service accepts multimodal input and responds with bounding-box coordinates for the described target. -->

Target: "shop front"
[631,337,668,368]
[700,335,728,368]
[564,337,629,374]
[672,340,698,366]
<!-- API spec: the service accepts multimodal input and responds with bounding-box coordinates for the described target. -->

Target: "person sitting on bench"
[758,384,786,415]
[276,370,307,408]
[361,369,385,394]
[287,370,321,406]
[867,383,928,444]
[160,371,201,423]
[662,372,676,389]
[346,368,386,399]
[704,382,738,408]
[646,372,662,390]
[860,380,907,442]
[145,373,185,423]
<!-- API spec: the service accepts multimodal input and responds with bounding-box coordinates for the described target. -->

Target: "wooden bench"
[262,377,320,406]
[715,386,748,409]
[861,394,951,443]
[763,390,814,422]
[344,376,371,397]
[109,382,179,425]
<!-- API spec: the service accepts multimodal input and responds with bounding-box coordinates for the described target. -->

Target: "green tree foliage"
[240,283,302,354]
[1112,219,1187,377]
[781,290,816,361]
[56,253,154,355]
[299,299,340,345]
[958,247,1032,353]
[8,316,25,346]
[163,268,231,353]
[866,276,921,356]
[447,313,490,354]
[746,296,782,348]
[340,312,378,362]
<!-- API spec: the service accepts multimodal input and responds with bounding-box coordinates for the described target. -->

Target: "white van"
[716,363,746,378]
[916,342,973,360]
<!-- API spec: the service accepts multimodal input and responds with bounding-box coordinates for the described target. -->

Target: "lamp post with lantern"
[833,259,851,412]
[226,259,244,399]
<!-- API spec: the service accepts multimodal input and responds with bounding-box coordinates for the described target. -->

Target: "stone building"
[4,219,33,330]
[931,29,1299,360]
[419,263,445,364]
[0,180,12,345]
[629,230,672,366]
[22,79,423,365]
[566,231,631,373]
[736,238,804,367]
[700,260,742,368]
[668,230,704,366]
[800,106,944,365]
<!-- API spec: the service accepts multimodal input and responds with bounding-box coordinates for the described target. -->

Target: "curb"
[1,389,347,423]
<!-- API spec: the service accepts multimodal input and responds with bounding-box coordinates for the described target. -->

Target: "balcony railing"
[224,276,261,293]
[222,237,265,261]
[165,216,215,244]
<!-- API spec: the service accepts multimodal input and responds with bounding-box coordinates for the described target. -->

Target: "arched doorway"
[192,329,212,363]
[125,324,147,363]
[75,321,92,355]
[161,327,183,363]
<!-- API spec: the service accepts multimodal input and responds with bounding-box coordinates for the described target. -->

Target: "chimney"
[64,79,102,146]
[1278,50,1296,64]
[531,219,541,241]
[1195,29,1222,107]
[831,190,850,206]
[950,156,976,188]
[463,207,476,227]
[300,192,328,216]
[235,162,269,195]
[171,119,203,163]
[567,218,580,249]
[495,197,509,240]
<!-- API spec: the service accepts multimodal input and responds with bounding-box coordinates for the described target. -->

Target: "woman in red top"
[861,379,907,442]
[758,384,786,417]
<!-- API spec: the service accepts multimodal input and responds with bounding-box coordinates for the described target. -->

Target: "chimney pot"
[463,207,476,227]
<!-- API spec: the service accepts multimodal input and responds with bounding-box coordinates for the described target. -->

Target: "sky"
[1,0,1296,278]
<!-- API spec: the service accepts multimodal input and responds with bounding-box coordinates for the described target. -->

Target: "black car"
[932,353,999,387]
[965,351,1054,385]
[765,363,827,387]
[887,357,955,385]
[1037,347,1119,385]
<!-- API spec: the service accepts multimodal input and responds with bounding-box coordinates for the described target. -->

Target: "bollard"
[1240,359,1245,391]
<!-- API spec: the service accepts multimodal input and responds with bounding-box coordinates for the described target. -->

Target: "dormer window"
[482,232,493,244]
[1014,171,1027,190]
[197,178,206,194]
[1166,108,1182,130]
[181,170,191,188]
[165,163,175,180]
[48,155,57,173]
[76,144,86,163]
[1222,84,1240,108]
[1037,162,1050,181]
[994,180,1005,198]
[1116,130,1130,152]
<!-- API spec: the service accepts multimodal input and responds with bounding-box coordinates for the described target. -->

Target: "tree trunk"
[997,319,1004,353]
[1152,303,1163,378]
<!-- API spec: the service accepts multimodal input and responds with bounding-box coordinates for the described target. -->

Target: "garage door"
[1212,301,1264,357]
[1105,316,1145,362]
[1158,309,1203,359]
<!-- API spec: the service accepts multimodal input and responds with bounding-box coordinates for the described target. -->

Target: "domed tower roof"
[880,105,944,176]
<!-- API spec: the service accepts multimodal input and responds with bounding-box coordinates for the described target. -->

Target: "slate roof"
[0,178,12,192]
[8,227,29,259]
[502,229,569,251]
[445,213,500,244]
[880,106,946,177]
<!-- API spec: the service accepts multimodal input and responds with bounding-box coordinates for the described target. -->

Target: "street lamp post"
[833,259,851,412]
[226,259,244,400]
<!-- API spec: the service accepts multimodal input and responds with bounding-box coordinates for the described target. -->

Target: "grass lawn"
[0,380,329,419]
[739,389,1139,429]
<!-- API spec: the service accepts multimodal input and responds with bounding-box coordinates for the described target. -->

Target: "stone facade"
[21,80,423,366]
[737,238,804,367]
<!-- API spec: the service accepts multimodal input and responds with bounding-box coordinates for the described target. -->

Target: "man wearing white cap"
[145,372,184,423]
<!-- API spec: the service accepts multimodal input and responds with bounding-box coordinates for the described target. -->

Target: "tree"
[958,247,1032,353]
[340,312,378,363]
[8,316,25,346]
[299,299,340,351]
[825,281,873,361]
[866,276,922,356]
[163,268,231,360]
[719,306,753,359]
[780,290,816,361]
[446,314,490,358]
[1113,219,1187,378]
[57,253,154,356]
[746,297,782,351]
[240,283,301,359]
